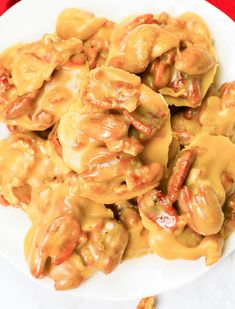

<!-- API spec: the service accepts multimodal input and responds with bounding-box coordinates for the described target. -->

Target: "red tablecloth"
[0,0,235,20]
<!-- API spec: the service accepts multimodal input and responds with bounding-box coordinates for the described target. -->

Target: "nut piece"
[175,46,215,75]
[56,8,106,41]
[136,296,156,309]
[150,59,171,90]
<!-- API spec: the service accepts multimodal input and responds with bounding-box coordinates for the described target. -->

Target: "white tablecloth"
[0,252,234,309]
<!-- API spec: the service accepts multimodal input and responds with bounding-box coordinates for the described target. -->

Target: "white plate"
[0,0,235,301]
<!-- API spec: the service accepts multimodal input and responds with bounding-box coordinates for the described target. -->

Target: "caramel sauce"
[0,7,233,291]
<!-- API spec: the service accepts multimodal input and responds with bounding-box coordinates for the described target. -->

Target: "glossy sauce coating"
[0,7,234,292]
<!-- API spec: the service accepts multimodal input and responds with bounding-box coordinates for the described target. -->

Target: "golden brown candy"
[0,7,233,293]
